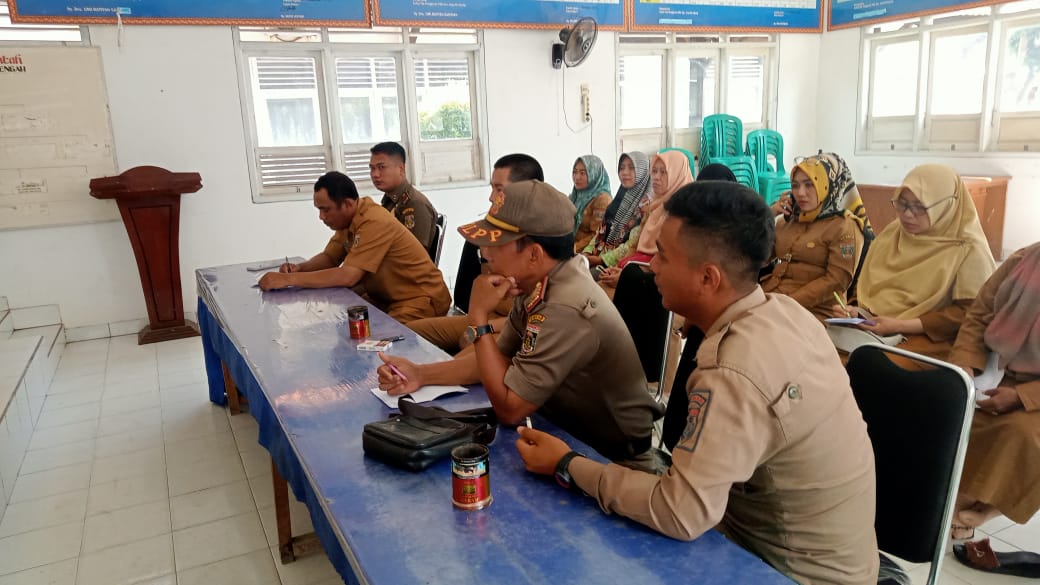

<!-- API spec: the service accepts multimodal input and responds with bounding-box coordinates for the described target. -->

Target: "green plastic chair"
[745,129,789,203]
[699,114,743,173]
[709,156,757,191]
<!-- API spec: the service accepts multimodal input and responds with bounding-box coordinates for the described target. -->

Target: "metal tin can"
[347,305,370,339]
[451,443,492,510]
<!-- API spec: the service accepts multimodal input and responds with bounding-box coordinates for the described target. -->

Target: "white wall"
[817,28,1040,258]
[775,34,821,164]
[0,26,635,328]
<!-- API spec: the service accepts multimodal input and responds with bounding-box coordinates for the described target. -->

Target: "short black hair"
[494,153,544,183]
[314,171,360,205]
[370,141,407,164]
[515,234,575,262]
[664,181,774,286]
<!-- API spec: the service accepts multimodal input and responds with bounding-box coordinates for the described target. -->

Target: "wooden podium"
[90,166,202,344]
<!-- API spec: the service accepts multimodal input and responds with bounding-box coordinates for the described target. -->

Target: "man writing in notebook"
[377,180,663,471]
[258,171,450,324]
[515,181,880,585]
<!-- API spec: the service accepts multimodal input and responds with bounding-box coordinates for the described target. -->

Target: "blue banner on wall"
[9,0,369,25]
[828,0,1004,29]
[373,0,626,30]
[632,0,822,32]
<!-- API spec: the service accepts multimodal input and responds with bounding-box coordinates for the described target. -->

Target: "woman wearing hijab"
[569,155,613,252]
[762,153,870,320]
[834,164,995,361]
[583,152,653,269]
[946,242,1040,556]
[695,162,737,182]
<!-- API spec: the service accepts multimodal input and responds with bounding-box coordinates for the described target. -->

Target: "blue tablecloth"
[196,262,792,585]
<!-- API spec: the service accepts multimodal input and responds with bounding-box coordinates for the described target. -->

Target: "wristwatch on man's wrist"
[554,450,585,491]
[464,323,495,344]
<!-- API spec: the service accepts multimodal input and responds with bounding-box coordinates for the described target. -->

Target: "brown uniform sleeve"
[920,299,972,343]
[948,252,1025,373]
[342,216,394,274]
[1017,380,1040,412]
[569,366,772,541]
[502,305,598,408]
[322,232,349,266]
[496,306,524,357]
[405,196,437,251]
[789,219,863,309]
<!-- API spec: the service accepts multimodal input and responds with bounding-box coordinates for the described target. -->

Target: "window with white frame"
[861,0,1040,153]
[617,33,775,158]
[0,1,85,43]
[237,27,484,202]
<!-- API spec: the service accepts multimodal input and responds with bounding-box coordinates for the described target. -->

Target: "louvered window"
[239,28,483,202]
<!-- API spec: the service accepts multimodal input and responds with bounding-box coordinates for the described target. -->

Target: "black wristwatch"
[464,323,495,344]
[554,450,585,491]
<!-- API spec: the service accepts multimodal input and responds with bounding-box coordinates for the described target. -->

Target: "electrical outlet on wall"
[580,83,591,122]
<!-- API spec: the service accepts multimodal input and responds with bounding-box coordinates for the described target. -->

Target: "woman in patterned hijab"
[582,151,653,269]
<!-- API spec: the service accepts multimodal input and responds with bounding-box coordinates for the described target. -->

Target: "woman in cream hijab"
[835,164,995,361]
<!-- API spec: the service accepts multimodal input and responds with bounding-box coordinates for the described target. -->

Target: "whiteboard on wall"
[0,46,119,231]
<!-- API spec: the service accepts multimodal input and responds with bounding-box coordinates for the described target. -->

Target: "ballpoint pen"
[833,291,852,318]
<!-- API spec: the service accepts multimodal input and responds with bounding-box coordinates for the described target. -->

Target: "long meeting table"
[196,261,793,584]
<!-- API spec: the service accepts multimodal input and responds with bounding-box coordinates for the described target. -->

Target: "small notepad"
[824,317,877,326]
[370,385,469,408]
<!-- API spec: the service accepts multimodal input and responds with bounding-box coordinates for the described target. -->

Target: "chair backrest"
[453,242,482,313]
[427,213,446,265]
[745,129,785,176]
[661,328,705,451]
[724,156,759,191]
[611,264,671,386]
[700,114,744,169]
[846,344,974,585]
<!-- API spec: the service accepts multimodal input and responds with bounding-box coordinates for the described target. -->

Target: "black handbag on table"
[362,398,498,471]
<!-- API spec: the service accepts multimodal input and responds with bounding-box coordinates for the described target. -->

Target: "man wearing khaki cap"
[377,180,663,470]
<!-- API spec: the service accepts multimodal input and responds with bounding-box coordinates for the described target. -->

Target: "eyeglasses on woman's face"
[890,194,955,217]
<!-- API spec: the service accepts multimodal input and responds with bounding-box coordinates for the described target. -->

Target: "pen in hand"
[388,363,409,383]
[833,291,852,318]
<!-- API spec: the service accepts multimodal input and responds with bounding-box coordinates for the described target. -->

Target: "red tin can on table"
[451,443,492,510]
[348,305,370,339]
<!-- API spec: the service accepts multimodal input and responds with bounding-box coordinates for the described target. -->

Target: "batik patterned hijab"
[790,152,874,241]
[984,242,1040,375]
[602,152,651,246]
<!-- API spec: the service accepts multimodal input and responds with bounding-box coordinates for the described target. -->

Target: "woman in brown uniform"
[835,164,995,362]
[947,242,1040,541]
[762,152,869,320]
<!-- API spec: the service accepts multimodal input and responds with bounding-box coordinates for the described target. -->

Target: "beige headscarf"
[634,151,694,256]
[857,164,995,319]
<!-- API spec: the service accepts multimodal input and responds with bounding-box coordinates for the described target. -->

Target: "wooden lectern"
[90,166,202,344]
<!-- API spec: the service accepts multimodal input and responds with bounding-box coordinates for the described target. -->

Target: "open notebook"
[369,385,468,409]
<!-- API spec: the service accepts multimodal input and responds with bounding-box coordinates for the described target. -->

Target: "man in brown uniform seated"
[258,171,451,324]
[370,141,438,252]
[515,181,880,585]
[377,180,663,470]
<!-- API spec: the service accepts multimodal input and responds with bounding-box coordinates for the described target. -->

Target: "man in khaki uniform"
[370,141,438,252]
[377,180,663,468]
[516,182,879,585]
[407,153,544,354]
[258,171,450,324]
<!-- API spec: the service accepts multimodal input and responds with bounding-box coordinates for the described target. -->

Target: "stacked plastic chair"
[698,114,744,173]
[745,129,790,205]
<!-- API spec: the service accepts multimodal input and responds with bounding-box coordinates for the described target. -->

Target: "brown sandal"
[953,538,1040,578]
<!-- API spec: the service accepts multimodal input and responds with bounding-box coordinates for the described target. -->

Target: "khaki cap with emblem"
[457,180,577,247]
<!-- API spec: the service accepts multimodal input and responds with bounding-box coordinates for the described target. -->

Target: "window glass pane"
[673,55,716,128]
[725,54,764,124]
[1000,0,1040,14]
[871,41,919,117]
[335,57,401,144]
[1001,24,1040,112]
[619,54,663,130]
[414,57,473,141]
[249,56,323,147]
[930,32,987,115]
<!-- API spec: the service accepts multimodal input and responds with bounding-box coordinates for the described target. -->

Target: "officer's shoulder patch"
[527,313,546,324]
[674,389,712,453]
[519,323,541,355]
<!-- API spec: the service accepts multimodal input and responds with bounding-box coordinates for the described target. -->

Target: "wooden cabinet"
[857,175,1009,260]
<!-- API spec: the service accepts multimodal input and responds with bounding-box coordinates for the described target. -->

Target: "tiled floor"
[0,336,343,585]
[2,335,1039,585]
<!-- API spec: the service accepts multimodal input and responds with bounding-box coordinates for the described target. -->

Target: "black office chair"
[427,213,447,265]
[846,344,975,585]
[611,264,672,397]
